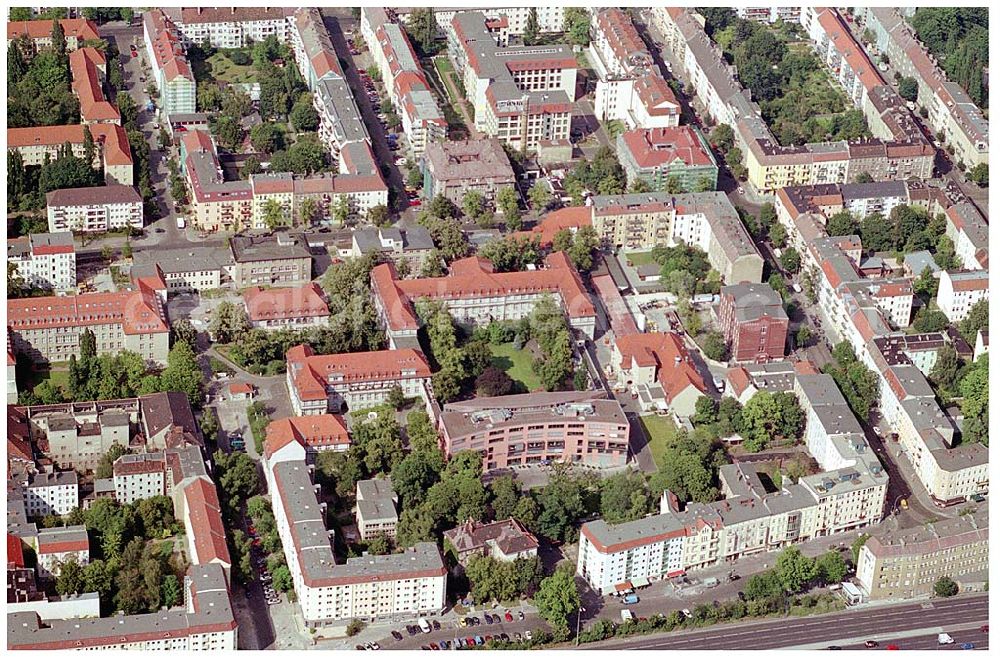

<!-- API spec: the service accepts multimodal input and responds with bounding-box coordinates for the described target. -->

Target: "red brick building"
[718,283,788,363]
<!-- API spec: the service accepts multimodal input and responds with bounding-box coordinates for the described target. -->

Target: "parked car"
[356,645,365,651]
[517,611,524,621]
[484,614,493,625]
[504,611,513,622]
[429,643,439,650]
[391,630,403,641]
[865,641,879,648]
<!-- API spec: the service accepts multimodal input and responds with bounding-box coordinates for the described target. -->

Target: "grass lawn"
[21,361,69,393]
[489,343,543,393]
[639,414,678,469]
[206,51,255,84]
[623,251,657,267]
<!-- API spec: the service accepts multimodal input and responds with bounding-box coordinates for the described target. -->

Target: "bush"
[226,49,252,66]
[346,618,365,636]
[933,576,959,598]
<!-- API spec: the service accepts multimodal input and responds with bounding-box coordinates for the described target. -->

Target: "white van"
[620,609,634,623]
[937,633,954,645]
[418,618,431,634]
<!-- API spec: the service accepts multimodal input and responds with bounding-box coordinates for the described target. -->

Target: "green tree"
[599,471,653,524]
[55,559,86,595]
[496,186,521,230]
[702,332,729,362]
[933,576,959,598]
[958,355,988,446]
[95,443,129,479]
[215,115,241,151]
[535,565,581,635]
[958,299,988,344]
[209,301,252,343]
[795,325,813,349]
[272,565,293,592]
[563,7,592,47]
[780,247,801,273]
[523,8,541,46]
[815,551,848,585]
[774,547,817,593]
[250,123,284,154]
[367,203,390,227]
[898,76,918,102]
[161,574,181,607]
[710,124,734,152]
[535,465,586,542]
[159,341,203,407]
[528,180,552,211]
[967,163,987,187]
[290,98,319,132]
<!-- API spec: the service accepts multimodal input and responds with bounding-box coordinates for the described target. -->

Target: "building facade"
[7,232,76,291]
[717,283,789,363]
[243,282,330,331]
[617,126,718,192]
[46,185,143,233]
[422,138,516,206]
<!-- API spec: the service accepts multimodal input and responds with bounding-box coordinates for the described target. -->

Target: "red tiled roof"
[816,9,884,93]
[633,72,680,116]
[37,537,89,555]
[7,124,132,167]
[622,126,713,169]
[7,534,25,568]
[264,414,350,458]
[616,332,707,403]
[182,478,231,567]
[947,272,988,292]
[7,286,168,336]
[70,47,120,124]
[7,18,98,42]
[243,283,329,322]
[512,206,593,247]
[726,366,752,397]
[376,252,596,334]
[287,345,432,401]
[228,382,254,395]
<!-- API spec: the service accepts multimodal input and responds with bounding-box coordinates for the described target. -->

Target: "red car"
[885,645,900,651]
[409,199,421,207]
[504,611,513,622]
[131,50,138,58]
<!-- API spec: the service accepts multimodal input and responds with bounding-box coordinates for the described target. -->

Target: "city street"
[586,593,988,650]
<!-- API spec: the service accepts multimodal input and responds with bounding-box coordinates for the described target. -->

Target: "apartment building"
[578,367,888,595]
[717,283,788,363]
[131,245,232,293]
[737,7,802,23]
[362,8,447,155]
[22,471,80,517]
[7,564,237,650]
[654,8,933,195]
[7,232,76,291]
[36,526,90,579]
[162,6,294,48]
[857,506,988,601]
[355,479,399,541]
[589,9,681,130]
[591,192,764,285]
[796,211,988,505]
[611,332,708,417]
[46,184,143,233]
[143,10,197,116]
[858,7,988,168]
[371,252,598,349]
[7,282,170,366]
[229,233,313,288]
[439,391,630,471]
[943,202,989,271]
[265,444,446,626]
[243,282,330,331]
[69,47,119,125]
[180,129,253,232]
[422,138,517,205]
[444,518,539,564]
[285,344,433,415]
[617,126,718,192]
[448,12,576,151]
[394,7,566,37]
[351,226,435,273]
[113,453,168,504]
[936,270,988,323]
[7,18,99,50]
[264,414,351,460]
[8,124,134,186]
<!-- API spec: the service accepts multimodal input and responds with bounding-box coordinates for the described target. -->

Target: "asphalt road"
[586,594,988,650]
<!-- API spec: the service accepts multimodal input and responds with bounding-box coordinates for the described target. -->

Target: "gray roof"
[356,478,397,502]
[140,392,199,440]
[29,231,75,252]
[865,503,988,560]
[440,391,628,440]
[133,245,232,274]
[840,180,908,201]
[230,234,311,263]
[721,283,786,322]
[45,185,142,207]
[315,78,369,146]
[353,226,434,255]
[424,138,516,185]
[271,460,443,585]
[903,250,940,275]
[26,471,79,489]
[36,525,89,550]
[7,564,234,649]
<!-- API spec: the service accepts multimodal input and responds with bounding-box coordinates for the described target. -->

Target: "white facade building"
[936,270,988,323]
[7,232,76,291]
[46,185,143,233]
[23,471,80,517]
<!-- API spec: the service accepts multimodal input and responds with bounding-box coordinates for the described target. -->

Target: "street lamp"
[575,606,587,646]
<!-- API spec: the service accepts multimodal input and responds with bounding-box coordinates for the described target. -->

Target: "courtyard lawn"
[206,51,256,84]
[489,343,543,393]
[21,361,70,394]
[639,414,678,469]
[623,251,657,267]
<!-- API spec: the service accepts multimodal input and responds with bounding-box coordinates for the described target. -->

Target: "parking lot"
[375,607,546,651]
